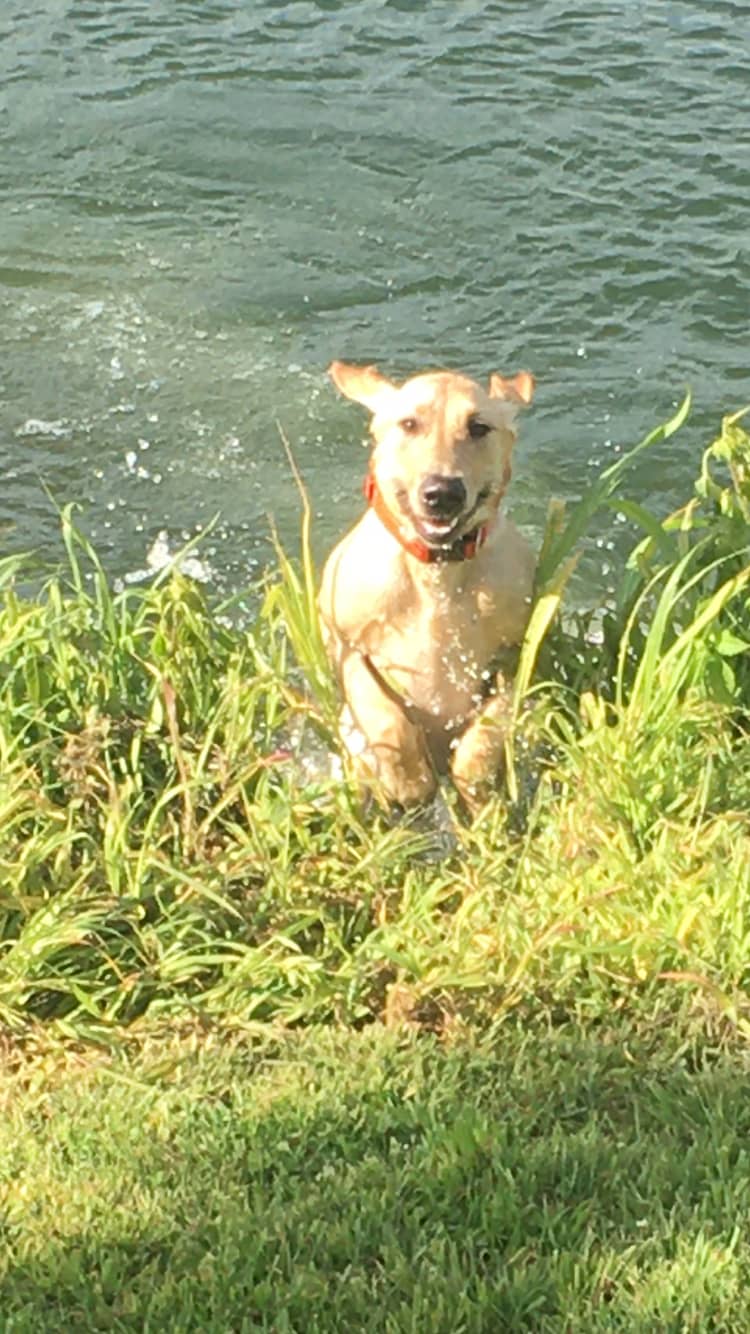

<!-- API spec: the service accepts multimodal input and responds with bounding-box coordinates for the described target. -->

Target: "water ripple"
[1,0,748,590]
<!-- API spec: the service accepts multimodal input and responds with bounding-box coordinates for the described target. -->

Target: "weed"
[0,407,749,1045]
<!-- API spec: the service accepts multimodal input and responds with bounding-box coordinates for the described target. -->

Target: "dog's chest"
[365,581,502,723]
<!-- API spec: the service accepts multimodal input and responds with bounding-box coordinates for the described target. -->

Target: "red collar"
[363,472,490,564]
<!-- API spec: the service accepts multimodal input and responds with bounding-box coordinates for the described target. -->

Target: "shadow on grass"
[3,1021,750,1332]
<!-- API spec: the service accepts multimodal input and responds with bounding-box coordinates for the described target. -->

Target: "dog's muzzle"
[418,474,467,520]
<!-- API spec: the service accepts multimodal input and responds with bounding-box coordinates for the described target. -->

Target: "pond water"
[1,0,748,595]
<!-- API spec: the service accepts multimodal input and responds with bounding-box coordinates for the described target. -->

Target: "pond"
[1,0,748,595]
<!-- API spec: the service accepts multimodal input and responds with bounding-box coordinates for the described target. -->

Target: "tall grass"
[1,405,749,1044]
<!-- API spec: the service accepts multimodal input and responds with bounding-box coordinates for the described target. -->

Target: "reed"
[1,405,749,1045]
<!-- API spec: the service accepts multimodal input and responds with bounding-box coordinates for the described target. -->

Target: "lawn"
[4,1020,750,1332]
[1,400,750,1330]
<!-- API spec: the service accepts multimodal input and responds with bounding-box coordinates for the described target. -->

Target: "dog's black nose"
[419,474,467,518]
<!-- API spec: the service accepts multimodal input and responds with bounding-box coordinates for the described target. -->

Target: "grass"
[2,400,749,1043]
[2,400,750,1329]
[4,1022,750,1331]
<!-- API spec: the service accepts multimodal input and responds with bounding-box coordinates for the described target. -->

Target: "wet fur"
[319,361,535,808]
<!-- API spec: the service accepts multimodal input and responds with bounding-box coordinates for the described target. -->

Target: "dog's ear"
[488,371,535,407]
[328,361,395,412]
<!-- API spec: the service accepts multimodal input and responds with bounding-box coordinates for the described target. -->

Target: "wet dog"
[319,360,535,808]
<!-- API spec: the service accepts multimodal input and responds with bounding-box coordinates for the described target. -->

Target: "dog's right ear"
[488,370,535,407]
[328,361,395,412]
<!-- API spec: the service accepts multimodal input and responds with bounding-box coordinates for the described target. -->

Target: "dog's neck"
[363,472,492,565]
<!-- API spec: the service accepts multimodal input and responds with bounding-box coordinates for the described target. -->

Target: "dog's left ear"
[328,361,396,413]
[488,371,535,407]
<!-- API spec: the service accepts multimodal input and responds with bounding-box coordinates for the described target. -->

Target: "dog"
[319,360,535,809]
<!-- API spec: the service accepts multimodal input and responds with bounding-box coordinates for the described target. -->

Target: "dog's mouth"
[399,487,492,548]
[413,514,463,545]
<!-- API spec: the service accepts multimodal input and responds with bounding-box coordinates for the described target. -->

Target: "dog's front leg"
[450,671,514,810]
[339,650,436,808]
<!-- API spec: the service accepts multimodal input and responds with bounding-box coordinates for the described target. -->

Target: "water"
[2,0,748,595]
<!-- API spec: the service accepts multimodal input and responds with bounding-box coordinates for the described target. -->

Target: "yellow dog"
[319,360,535,808]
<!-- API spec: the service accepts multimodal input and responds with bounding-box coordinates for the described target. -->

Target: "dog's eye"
[399,417,419,435]
[467,417,492,441]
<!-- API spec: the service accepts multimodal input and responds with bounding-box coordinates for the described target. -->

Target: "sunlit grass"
[0,404,749,1046]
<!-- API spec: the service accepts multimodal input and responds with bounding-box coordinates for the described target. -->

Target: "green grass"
[4,1022,750,1332]
[1,401,749,1043]
[2,401,750,1329]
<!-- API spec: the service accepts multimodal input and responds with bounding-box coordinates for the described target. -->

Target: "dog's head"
[329,361,534,549]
